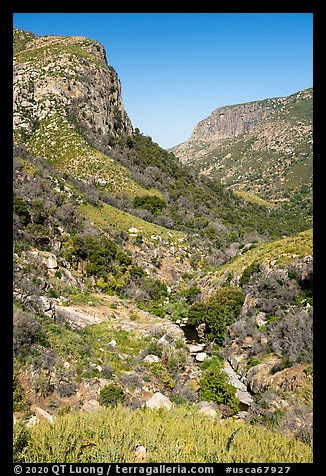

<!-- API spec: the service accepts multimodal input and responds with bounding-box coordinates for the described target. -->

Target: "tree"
[205,286,245,345]
[133,195,166,214]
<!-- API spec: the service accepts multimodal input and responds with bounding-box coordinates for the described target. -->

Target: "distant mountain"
[172,89,312,218]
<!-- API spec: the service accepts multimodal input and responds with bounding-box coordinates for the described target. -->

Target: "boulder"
[81,399,100,413]
[145,392,172,410]
[144,354,160,363]
[199,407,218,419]
[197,401,219,419]
[229,354,245,373]
[26,415,40,427]
[47,256,58,269]
[54,305,103,329]
[37,295,52,312]
[187,343,205,354]
[255,312,268,327]
[31,405,55,423]
[195,352,208,362]
[234,411,249,421]
[196,323,206,340]
[157,333,175,347]
[223,361,254,407]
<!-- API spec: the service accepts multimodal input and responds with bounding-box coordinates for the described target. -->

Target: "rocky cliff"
[173,89,312,214]
[13,29,141,195]
[14,29,132,140]
[191,102,270,142]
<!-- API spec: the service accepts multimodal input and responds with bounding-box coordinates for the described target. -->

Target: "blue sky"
[13,13,313,149]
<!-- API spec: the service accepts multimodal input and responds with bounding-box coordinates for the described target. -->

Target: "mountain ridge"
[172,88,312,215]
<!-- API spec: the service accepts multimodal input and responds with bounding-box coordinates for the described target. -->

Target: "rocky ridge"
[172,88,312,208]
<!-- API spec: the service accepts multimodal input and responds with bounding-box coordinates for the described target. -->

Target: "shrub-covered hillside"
[13,28,313,464]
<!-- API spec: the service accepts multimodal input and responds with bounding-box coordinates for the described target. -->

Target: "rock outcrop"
[191,103,270,143]
[172,88,312,208]
[145,392,172,410]
[13,29,132,140]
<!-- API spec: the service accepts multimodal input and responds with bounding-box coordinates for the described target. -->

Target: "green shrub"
[184,285,201,304]
[199,367,239,414]
[287,267,298,280]
[33,375,54,397]
[13,421,31,462]
[144,342,163,357]
[187,287,244,345]
[295,289,313,306]
[271,356,293,374]
[129,264,144,279]
[71,235,118,277]
[99,384,125,407]
[48,288,59,298]
[13,310,42,357]
[240,261,261,286]
[187,302,207,327]
[13,372,28,413]
[143,278,168,301]
[13,195,31,225]
[133,195,166,214]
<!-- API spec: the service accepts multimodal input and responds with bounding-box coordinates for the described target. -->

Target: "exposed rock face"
[222,361,254,407]
[13,30,132,140]
[172,88,312,207]
[191,103,270,142]
[54,305,105,329]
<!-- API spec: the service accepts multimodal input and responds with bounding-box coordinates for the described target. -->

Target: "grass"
[27,111,156,198]
[15,405,312,463]
[43,318,151,376]
[214,229,312,281]
[234,190,274,208]
[79,202,185,241]
[14,35,104,70]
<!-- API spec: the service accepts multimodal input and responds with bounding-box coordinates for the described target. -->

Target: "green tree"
[205,286,245,344]
[133,195,166,214]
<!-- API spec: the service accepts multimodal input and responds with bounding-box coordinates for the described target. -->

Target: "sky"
[13,13,313,149]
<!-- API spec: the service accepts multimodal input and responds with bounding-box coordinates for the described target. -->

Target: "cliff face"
[173,89,312,214]
[13,29,133,147]
[191,102,270,142]
[13,29,147,195]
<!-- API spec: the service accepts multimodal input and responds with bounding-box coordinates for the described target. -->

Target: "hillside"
[172,88,312,220]
[13,28,313,463]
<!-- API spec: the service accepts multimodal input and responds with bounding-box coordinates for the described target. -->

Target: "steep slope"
[172,89,312,217]
[13,29,155,198]
[14,28,311,261]
[13,29,313,458]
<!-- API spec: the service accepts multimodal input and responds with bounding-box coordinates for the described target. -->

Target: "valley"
[13,28,313,463]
